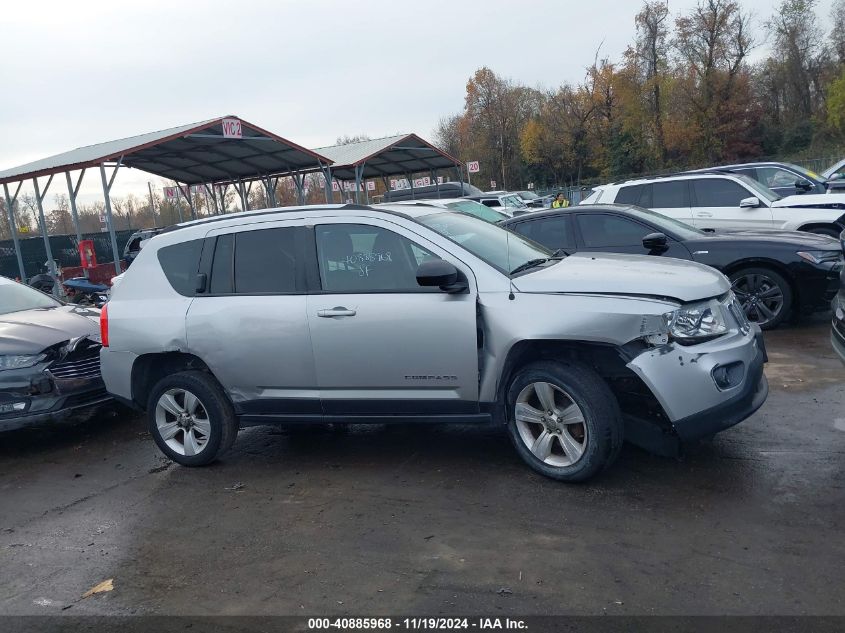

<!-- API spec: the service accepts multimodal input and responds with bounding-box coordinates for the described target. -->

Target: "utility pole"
[148,182,158,227]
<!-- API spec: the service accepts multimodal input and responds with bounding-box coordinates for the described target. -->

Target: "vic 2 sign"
[222,118,243,139]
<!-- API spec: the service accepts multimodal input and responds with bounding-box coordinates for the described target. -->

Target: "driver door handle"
[317,307,356,318]
[696,211,713,217]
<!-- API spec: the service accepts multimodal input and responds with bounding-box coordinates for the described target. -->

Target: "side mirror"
[642,232,669,252]
[795,179,813,191]
[739,196,760,209]
[416,260,467,293]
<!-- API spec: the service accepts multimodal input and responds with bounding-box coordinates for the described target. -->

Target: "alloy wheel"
[731,273,784,327]
[514,381,587,467]
[155,388,212,457]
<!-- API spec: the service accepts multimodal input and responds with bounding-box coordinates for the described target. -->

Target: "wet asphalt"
[0,317,843,617]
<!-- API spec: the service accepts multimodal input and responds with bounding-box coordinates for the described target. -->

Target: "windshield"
[0,281,61,315]
[444,200,508,223]
[785,163,825,183]
[518,191,539,200]
[734,174,781,202]
[626,206,704,239]
[417,211,551,274]
[502,195,528,209]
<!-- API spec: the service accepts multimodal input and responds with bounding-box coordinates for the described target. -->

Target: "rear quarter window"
[615,185,643,205]
[157,239,203,296]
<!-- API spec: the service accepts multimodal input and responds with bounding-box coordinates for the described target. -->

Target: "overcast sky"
[0,0,835,206]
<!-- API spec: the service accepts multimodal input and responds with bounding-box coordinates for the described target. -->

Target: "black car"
[123,227,163,267]
[503,204,844,329]
[689,162,845,197]
[0,277,110,431]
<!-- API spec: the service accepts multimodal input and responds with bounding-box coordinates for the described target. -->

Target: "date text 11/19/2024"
[307,617,528,630]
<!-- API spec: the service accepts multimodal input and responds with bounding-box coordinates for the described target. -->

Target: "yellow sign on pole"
[18,226,29,233]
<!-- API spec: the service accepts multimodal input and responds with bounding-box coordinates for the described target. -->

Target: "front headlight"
[664,299,728,344]
[0,354,46,371]
[797,250,842,265]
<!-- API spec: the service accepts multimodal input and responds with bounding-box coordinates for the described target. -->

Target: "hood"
[513,252,730,303]
[0,305,100,355]
[690,229,842,249]
[772,193,845,209]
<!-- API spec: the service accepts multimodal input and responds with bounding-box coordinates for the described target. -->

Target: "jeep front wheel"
[506,361,623,482]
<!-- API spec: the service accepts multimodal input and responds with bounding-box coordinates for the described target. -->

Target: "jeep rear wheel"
[506,361,623,482]
[148,370,238,466]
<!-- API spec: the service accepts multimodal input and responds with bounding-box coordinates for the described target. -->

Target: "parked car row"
[7,171,839,482]
[502,204,842,329]
[582,170,845,237]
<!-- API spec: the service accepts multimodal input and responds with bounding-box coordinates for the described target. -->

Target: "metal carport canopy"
[312,133,460,180]
[0,116,332,186]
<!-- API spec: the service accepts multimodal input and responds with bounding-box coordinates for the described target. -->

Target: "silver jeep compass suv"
[100,204,768,482]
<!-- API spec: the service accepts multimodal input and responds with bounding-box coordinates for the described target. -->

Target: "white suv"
[582,172,845,237]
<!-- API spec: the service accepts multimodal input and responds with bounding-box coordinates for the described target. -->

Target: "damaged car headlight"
[664,299,728,344]
[0,354,46,371]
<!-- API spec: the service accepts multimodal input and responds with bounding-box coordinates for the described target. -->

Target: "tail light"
[100,303,109,348]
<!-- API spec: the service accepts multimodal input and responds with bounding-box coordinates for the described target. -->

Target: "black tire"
[505,360,623,482]
[147,370,238,466]
[805,226,840,238]
[728,266,793,330]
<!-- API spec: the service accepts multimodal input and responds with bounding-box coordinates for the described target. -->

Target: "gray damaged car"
[0,277,110,431]
[100,204,768,481]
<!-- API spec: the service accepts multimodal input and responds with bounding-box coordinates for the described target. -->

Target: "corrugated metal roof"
[313,133,460,180]
[314,134,410,166]
[0,117,332,185]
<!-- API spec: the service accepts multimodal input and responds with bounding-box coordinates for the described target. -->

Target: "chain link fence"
[0,230,134,280]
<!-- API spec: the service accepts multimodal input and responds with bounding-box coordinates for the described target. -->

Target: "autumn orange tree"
[435,0,845,190]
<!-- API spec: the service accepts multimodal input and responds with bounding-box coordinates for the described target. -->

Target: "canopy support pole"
[65,169,87,278]
[218,184,228,214]
[33,175,59,294]
[173,186,185,222]
[3,182,26,281]
[431,169,441,199]
[99,159,123,275]
[148,181,159,226]
[320,162,334,204]
[353,165,363,205]
[237,179,249,212]
[183,184,196,220]
[292,173,305,206]
[204,184,219,215]
[407,173,415,200]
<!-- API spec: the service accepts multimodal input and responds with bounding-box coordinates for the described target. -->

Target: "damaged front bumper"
[0,339,112,432]
[626,324,768,446]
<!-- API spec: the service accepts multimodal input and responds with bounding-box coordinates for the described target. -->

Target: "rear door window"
[208,228,298,294]
[652,181,688,208]
[615,185,643,205]
[512,216,575,251]
[691,178,750,207]
[575,214,652,248]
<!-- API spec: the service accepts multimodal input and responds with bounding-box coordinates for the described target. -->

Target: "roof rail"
[159,203,374,234]
[611,169,737,185]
